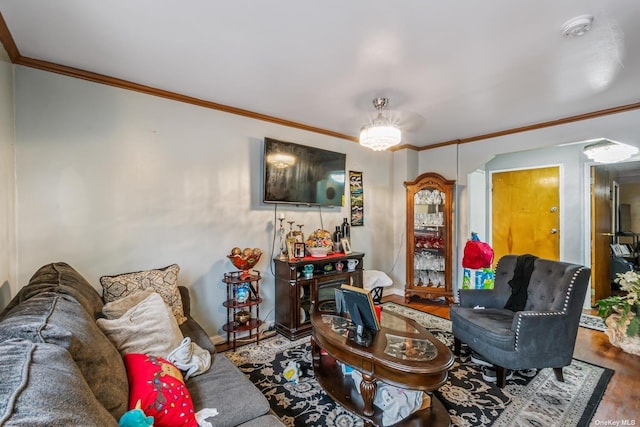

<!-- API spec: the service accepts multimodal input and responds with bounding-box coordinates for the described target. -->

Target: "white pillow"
[101,288,155,320]
[97,292,184,358]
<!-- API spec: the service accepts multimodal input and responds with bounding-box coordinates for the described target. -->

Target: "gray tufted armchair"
[450,255,591,387]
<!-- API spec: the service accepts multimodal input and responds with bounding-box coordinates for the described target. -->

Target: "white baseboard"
[210,319,275,345]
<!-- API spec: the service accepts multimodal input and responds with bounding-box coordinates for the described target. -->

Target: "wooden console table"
[274,252,364,340]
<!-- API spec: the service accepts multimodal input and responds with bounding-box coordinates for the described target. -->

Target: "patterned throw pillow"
[100,264,187,324]
[124,353,197,427]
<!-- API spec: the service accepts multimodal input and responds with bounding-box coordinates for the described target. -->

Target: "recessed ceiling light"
[561,15,594,38]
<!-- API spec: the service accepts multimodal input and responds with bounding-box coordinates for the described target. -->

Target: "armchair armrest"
[510,311,573,357]
[458,289,508,308]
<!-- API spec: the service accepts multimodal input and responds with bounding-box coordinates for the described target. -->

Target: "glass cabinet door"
[404,173,455,303]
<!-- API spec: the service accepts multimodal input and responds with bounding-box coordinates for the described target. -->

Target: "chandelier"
[583,139,639,164]
[359,98,401,151]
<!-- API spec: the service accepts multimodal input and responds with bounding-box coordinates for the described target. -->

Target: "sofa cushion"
[0,291,129,419]
[187,354,271,426]
[124,353,197,427]
[100,264,187,324]
[97,292,184,358]
[1,262,104,320]
[0,339,119,427]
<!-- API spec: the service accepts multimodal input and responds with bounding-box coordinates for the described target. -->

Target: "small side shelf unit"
[222,270,263,351]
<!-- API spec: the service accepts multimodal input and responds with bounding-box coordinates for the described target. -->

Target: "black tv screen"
[263,138,346,207]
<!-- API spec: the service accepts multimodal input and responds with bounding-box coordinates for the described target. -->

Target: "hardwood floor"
[383,294,640,425]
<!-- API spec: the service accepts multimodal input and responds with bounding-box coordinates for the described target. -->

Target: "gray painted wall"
[6,57,640,322]
[14,66,396,338]
[0,45,16,311]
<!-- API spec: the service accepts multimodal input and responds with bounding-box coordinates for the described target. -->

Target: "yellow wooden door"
[492,166,560,264]
[591,166,612,305]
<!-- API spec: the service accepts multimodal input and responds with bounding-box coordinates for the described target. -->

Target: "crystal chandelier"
[359,98,402,151]
[583,139,639,164]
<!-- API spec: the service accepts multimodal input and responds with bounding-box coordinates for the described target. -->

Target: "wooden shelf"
[222,318,263,333]
[223,297,263,309]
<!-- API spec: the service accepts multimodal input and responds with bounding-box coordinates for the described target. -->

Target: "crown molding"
[0,12,19,62]
[1,11,638,151]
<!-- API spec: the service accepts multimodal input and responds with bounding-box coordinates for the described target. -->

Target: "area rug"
[226,302,613,427]
[580,313,607,332]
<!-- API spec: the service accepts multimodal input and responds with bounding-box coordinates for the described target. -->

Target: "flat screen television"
[263,137,346,207]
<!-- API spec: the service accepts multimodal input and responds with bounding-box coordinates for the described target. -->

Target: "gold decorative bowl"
[234,310,251,325]
[227,253,261,271]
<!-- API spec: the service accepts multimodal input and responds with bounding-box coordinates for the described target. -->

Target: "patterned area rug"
[226,302,612,427]
[580,313,607,332]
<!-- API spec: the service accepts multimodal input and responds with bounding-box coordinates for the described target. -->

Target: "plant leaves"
[626,316,640,337]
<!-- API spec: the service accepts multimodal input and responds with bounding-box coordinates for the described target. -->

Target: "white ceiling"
[1,0,640,148]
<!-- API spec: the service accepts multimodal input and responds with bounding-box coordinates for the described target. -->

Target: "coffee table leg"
[360,373,376,416]
[310,337,320,368]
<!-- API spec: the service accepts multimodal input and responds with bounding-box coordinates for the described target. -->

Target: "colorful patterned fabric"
[124,354,197,427]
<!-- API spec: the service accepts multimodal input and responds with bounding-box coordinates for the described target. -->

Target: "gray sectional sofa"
[0,262,284,426]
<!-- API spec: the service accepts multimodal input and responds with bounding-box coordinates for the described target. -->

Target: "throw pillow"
[124,353,197,427]
[101,288,156,320]
[100,264,187,324]
[97,292,184,358]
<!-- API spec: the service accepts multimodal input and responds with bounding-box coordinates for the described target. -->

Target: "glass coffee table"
[310,307,453,426]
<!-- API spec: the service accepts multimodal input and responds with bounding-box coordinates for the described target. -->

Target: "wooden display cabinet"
[274,252,365,340]
[404,173,455,303]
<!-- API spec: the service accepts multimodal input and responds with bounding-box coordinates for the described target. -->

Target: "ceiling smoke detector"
[561,15,594,38]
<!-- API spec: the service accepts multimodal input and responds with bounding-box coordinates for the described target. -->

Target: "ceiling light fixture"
[359,98,402,151]
[583,139,638,163]
[561,15,594,38]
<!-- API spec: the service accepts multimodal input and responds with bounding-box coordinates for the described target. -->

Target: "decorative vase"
[604,313,640,356]
[235,283,251,304]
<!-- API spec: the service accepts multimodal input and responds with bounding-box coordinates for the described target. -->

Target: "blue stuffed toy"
[119,400,154,427]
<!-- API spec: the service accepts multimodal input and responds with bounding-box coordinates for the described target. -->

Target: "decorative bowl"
[307,247,330,257]
[235,283,251,303]
[227,251,262,271]
[234,310,250,325]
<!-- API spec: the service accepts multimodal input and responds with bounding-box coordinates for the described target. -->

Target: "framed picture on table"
[287,238,298,260]
[294,242,306,258]
[341,238,352,254]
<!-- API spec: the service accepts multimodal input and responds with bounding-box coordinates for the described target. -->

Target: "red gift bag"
[462,233,494,269]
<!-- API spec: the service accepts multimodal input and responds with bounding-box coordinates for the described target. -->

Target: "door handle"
[550,228,558,234]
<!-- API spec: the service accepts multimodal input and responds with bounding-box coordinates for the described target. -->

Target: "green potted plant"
[596,271,640,355]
